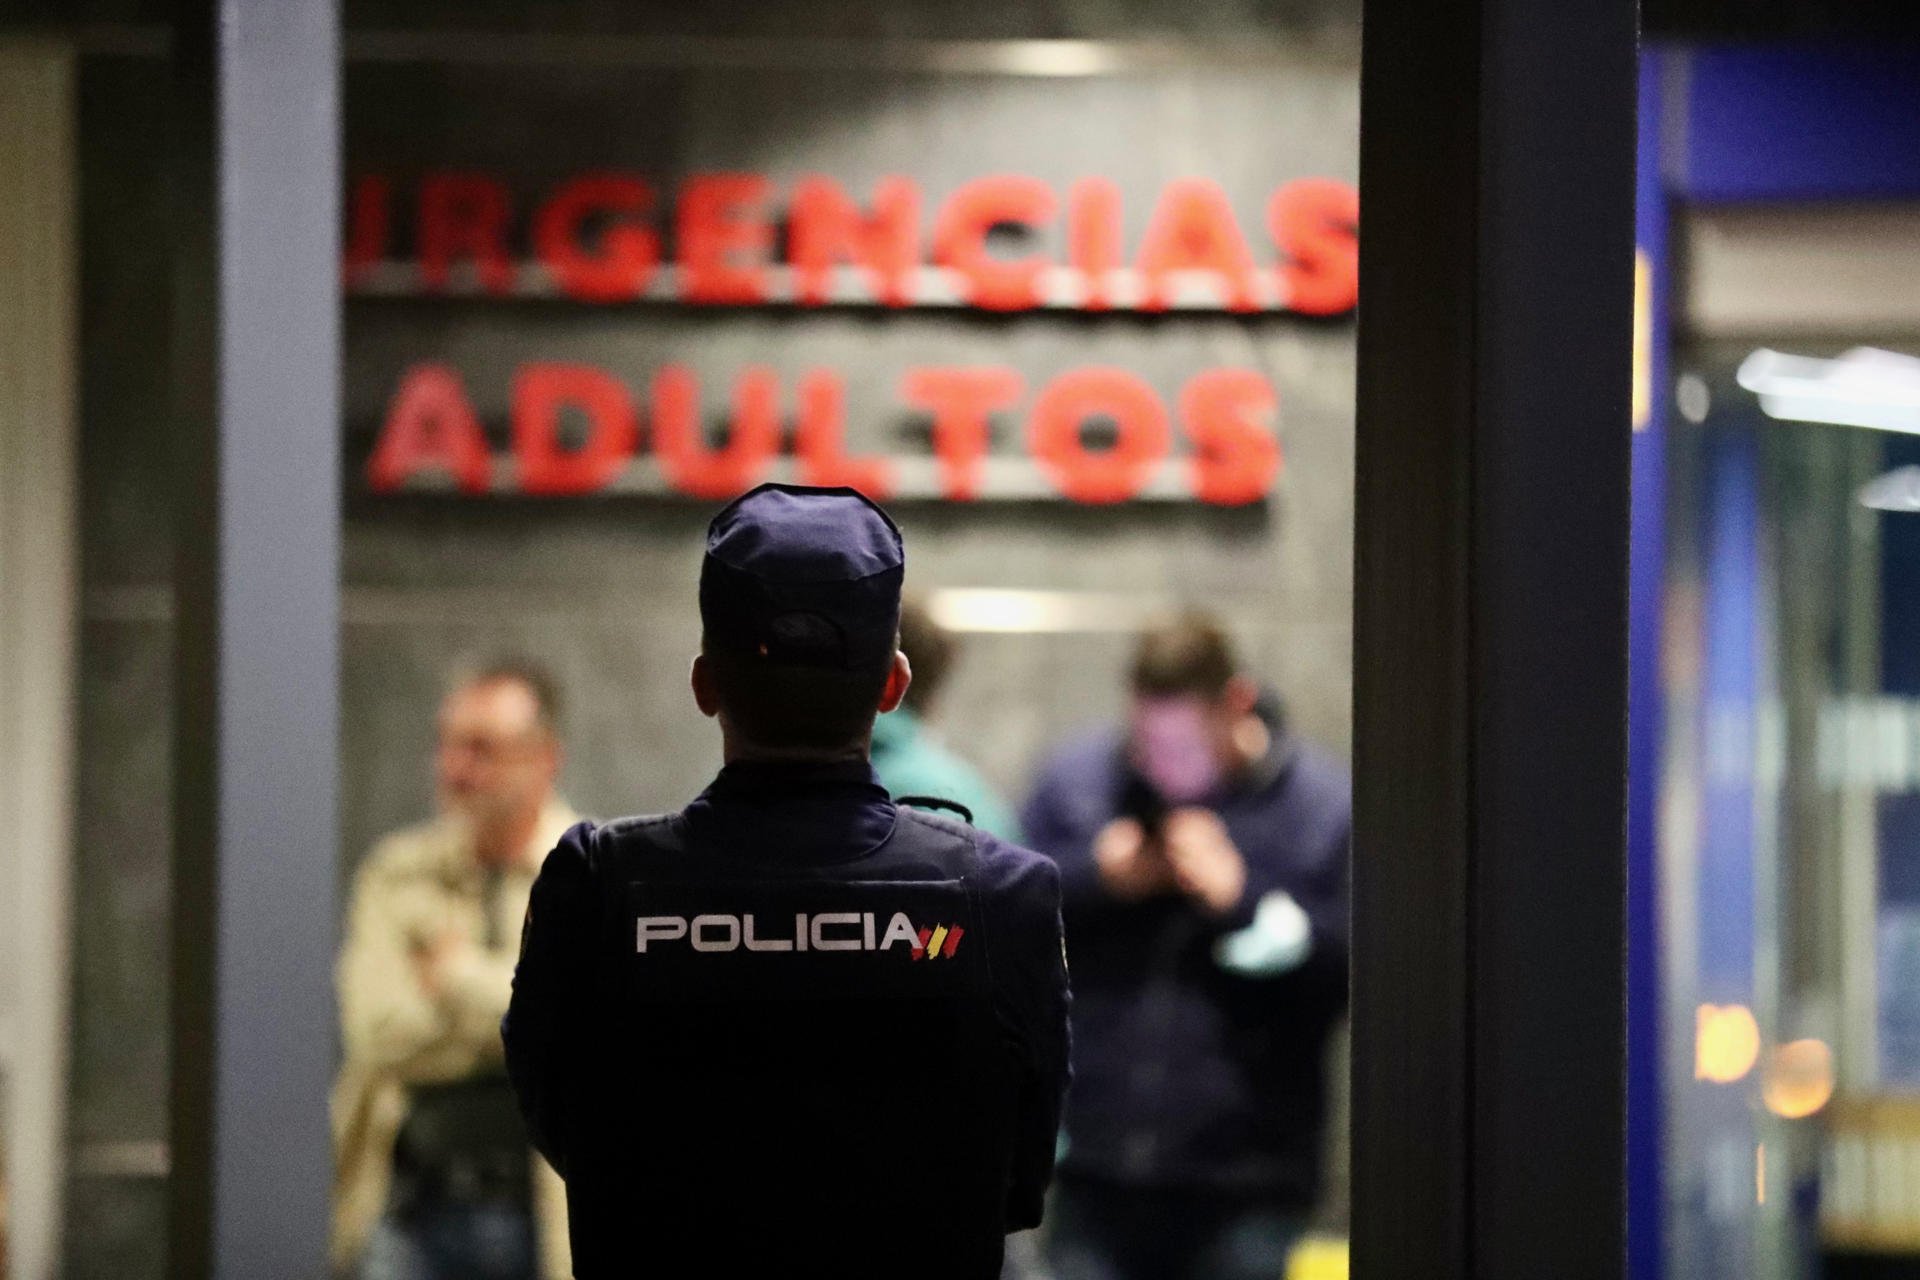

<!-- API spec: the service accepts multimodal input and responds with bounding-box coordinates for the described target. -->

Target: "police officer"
[503,484,1071,1277]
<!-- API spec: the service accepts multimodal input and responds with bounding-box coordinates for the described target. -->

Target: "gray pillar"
[168,3,340,1277]
[1351,0,1635,1274]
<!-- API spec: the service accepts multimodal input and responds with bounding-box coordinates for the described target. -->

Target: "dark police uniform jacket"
[503,760,1071,1278]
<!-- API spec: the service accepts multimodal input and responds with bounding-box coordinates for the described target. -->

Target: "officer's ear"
[877,651,913,715]
[690,655,722,719]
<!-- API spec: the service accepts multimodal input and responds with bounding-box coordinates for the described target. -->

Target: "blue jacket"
[1020,721,1349,1205]
[504,760,1071,1276]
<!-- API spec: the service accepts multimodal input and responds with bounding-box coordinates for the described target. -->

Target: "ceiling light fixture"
[1737,346,1920,435]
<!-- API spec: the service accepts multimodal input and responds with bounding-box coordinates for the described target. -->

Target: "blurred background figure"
[1023,612,1351,1280]
[331,662,576,1280]
[874,596,1023,841]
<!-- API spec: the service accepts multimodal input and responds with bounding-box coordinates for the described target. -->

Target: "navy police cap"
[699,483,905,671]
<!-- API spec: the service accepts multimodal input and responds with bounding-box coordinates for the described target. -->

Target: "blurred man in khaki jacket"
[333,662,576,1280]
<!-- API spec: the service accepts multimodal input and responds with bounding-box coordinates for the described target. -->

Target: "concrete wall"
[66,13,1357,1275]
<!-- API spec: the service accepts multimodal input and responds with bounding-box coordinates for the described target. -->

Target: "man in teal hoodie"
[873,596,1023,843]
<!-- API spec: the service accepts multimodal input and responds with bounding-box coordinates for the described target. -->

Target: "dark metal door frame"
[152,0,1634,1267]
[1352,0,1636,1274]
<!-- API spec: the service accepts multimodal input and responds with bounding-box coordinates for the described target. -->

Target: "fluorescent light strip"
[1760,394,1920,435]
[925,588,1167,634]
[1858,466,1920,513]
[1738,346,1920,434]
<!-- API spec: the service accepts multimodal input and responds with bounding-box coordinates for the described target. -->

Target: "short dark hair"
[703,641,894,752]
[1129,611,1238,700]
[452,657,565,737]
[896,596,955,715]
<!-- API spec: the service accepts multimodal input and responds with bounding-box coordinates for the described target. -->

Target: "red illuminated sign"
[368,362,1283,505]
[354,168,1354,505]
[347,170,1357,314]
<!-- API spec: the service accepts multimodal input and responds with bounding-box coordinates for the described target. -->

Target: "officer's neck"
[721,730,871,768]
